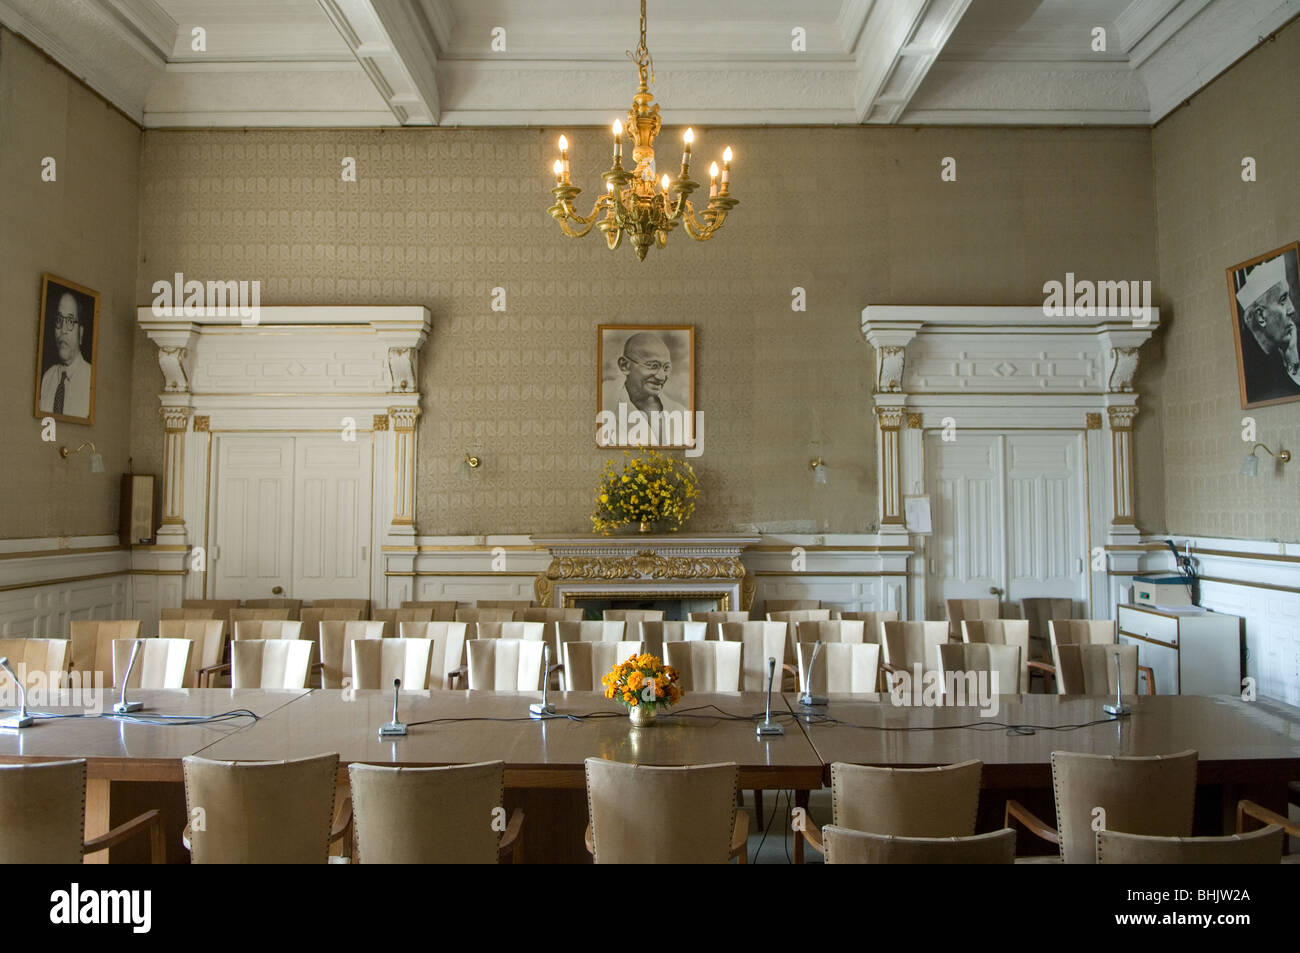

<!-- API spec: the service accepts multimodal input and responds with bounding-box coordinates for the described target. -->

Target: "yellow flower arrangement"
[600,653,683,712]
[591,450,701,535]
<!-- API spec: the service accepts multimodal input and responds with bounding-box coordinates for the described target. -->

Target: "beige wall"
[1151,18,1300,541]
[0,29,141,539]
[129,124,1157,535]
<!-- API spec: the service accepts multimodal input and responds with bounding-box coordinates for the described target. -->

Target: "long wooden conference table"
[1,688,1296,863]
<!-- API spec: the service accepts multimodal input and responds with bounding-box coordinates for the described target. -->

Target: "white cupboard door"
[292,436,372,602]
[213,436,295,600]
[926,433,1006,619]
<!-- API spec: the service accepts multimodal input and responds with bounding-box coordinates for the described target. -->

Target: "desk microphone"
[530,642,556,719]
[757,657,784,736]
[113,640,145,714]
[1103,651,1131,717]
[798,641,828,708]
[0,657,33,729]
[380,678,407,736]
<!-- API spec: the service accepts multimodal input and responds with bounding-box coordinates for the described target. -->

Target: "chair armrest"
[730,809,750,863]
[1026,660,1056,691]
[1137,665,1156,695]
[1237,800,1300,836]
[800,821,824,856]
[84,809,166,863]
[329,797,353,860]
[196,662,229,688]
[1005,799,1058,845]
[782,663,798,678]
[447,665,467,690]
[881,661,903,674]
[498,809,525,863]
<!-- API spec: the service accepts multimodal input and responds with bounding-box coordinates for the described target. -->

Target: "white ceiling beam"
[318,0,441,124]
[1116,0,1214,64]
[854,0,974,123]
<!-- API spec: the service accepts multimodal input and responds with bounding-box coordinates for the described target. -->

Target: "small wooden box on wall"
[120,472,156,546]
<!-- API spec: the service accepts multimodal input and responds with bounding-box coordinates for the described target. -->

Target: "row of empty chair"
[4,749,1292,864]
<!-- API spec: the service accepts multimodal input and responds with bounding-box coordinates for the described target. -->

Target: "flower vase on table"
[602,653,683,727]
[591,449,700,536]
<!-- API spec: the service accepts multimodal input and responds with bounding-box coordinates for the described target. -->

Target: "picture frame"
[596,325,696,449]
[1225,241,1300,409]
[33,273,100,425]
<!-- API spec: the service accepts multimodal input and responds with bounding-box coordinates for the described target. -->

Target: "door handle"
[1077,557,1084,574]
[272,585,283,595]
[988,587,1002,596]
[361,546,367,561]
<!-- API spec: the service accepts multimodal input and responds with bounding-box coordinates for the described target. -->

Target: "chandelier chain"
[626,0,654,86]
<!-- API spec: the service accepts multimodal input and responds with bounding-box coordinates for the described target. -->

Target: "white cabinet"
[1116,603,1244,696]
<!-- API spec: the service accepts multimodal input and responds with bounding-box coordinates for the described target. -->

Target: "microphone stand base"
[113,701,144,714]
[379,722,408,736]
[0,714,33,729]
[756,721,784,736]
[798,694,828,707]
[529,703,556,719]
[1103,704,1131,717]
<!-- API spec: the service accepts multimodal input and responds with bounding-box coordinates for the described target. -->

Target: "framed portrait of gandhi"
[596,325,696,449]
[1226,241,1300,409]
[33,273,100,425]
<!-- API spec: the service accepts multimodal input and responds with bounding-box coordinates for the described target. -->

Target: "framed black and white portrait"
[596,325,695,449]
[33,273,99,425]
[1227,242,1300,409]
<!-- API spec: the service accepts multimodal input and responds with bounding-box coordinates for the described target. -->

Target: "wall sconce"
[809,457,828,485]
[1241,443,1290,477]
[60,442,104,473]
[460,453,481,478]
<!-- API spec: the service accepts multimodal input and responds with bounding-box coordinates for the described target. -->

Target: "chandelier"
[547,0,739,261]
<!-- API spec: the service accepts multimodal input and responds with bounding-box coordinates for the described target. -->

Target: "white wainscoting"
[1115,536,1300,706]
[0,536,131,637]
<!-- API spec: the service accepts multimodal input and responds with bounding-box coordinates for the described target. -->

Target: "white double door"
[926,432,1088,618]
[211,435,372,602]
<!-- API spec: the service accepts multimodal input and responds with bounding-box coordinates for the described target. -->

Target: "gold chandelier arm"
[680,200,722,240]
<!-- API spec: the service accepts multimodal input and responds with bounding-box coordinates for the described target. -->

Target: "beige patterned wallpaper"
[1151,18,1300,541]
[0,30,141,539]
[130,125,1157,535]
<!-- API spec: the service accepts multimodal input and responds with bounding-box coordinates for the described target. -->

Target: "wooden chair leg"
[753,789,764,830]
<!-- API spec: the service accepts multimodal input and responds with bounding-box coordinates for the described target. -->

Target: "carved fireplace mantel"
[530,534,761,611]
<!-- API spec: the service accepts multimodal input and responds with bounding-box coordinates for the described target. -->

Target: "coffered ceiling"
[0,0,1295,127]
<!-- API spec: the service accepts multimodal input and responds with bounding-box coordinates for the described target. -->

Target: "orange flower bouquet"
[601,653,683,727]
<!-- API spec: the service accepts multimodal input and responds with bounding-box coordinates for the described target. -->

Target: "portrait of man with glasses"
[34,274,99,424]
[597,325,694,447]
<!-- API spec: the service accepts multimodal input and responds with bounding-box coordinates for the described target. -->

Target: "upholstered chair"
[561,640,644,691]
[351,638,433,690]
[823,826,1015,864]
[398,620,469,689]
[466,639,545,691]
[230,639,314,689]
[112,638,193,689]
[318,620,386,689]
[663,641,742,692]
[961,619,1031,692]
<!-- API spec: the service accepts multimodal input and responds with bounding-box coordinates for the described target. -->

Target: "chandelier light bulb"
[661,173,671,190]
[684,127,694,144]
[553,159,563,179]
[613,119,622,136]
[558,135,568,153]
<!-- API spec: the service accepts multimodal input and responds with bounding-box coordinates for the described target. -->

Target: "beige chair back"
[352,638,433,690]
[719,621,788,692]
[585,759,739,863]
[229,608,292,634]
[69,620,142,682]
[1052,749,1197,864]
[795,619,866,645]
[1097,826,1282,864]
[399,600,458,620]
[475,620,546,642]
[823,827,1015,864]
[160,619,226,687]
[961,619,1031,692]
[640,620,707,658]
[562,641,645,692]
[477,600,534,609]
[1049,618,1115,647]
[830,760,982,837]
[319,620,386,689]
[349,761,508,863]
[555,619,626,645]
[945,597,999,641]
[664,641,742,692]
[522,607,584,623]
[765,599,822,612]
[769,609,833,659]
[0,759,88,863]
[1022,597,1072,649]
[936,642,1021,701]
[838,610,899,641]
[398,621,468,690]
[112,638,193,689]
[1053,643,1140,696]
[242,598,303,619]
[163,607,226,624]
[688,610,749,640]
[181,599,242,614]
[602,609,664,623]
[797,642,880,694]
[467,639,545,691]
[300,607,364,645]
[373,607,435,638]
[880,621,948,675]
[455,607,519,624]
[231,640,313,689]
[0,638,69,690]
[234,619,303,641]
[182,753,337,863]
[312,598,372,616]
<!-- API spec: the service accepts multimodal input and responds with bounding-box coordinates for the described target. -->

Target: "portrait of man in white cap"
[1229,244,1300,407]
[33,275,99,424]
[597,326,694,447]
